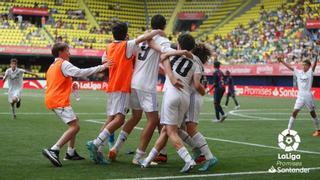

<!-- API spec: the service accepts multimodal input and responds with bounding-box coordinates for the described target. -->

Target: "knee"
[69,121,80,133]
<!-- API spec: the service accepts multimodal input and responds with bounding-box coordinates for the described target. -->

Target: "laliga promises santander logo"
[278,129,301,152]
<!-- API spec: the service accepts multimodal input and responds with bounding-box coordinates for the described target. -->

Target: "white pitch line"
[229,110,277,120]
[113,167,320,180]
[84,120,320,155]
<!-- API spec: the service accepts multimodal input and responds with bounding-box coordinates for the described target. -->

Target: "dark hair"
[303,59,311,66]
[151,14,166,30]
[112,22,128,40]
[192,43,211,64]
[52,42,68,58]
[214,61,221,68]
[10,58,18,64]
[178,34,195,51]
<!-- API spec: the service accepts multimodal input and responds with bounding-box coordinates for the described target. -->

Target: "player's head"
[177,34,195,51]
[214,61,221,69]
[302,59,311,72]
[10,58,18,70]
[52,42,70,60]
[192,43,211,64]
[151,14,166,30]
[226,70,230,76]
[112,22,128,41]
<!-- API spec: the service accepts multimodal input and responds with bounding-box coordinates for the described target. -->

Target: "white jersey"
[131,34,172,93]
[164,55,197,95]
[4,68,25,92]
[294,68,313,97]
[190,55,203,93]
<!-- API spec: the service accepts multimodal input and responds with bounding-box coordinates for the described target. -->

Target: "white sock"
[11,104,16,115]
[145,147,158,164]
[178,129,197,148]
[312,117,320,130]
[288,116,295,131]
[134,148,146,160]
[67,147,75,156]
[113,130,128,152]
[177,146,193,163]
[159,147,167,155]
[93,128,110,147]
[192,132,214,160]
[51,144,60,151]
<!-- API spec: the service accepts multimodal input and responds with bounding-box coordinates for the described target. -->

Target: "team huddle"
[2,14,320,173]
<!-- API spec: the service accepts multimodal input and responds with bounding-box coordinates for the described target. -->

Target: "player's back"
[106,41,135,93]
[131,35,170,92]
[165,55,197,95]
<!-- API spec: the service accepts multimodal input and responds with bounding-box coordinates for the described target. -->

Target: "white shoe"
[219,114,228,123]
[180,160,196,173]
[235,105,240,110]
[223,105,228,108]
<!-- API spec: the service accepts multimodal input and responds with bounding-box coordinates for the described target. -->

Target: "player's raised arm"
[312,51,318,72]
[135,30,165,45]
[61,60,112,78]
[160,50,193,60]
[23,70,39,78]
[193,73,205,96]
[277,56,294,71]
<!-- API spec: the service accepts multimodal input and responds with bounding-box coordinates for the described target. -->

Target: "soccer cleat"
[219,114,227,123]
[97,151,110,164]
[86,141,98,163]
[312,130,320,137]
[63,150,85,161]
[108,149,117,161]
[180,160,196,173]
[223,105,228,108]
[153,153,167,163]
[198,157,218,172]
[139,159,150,168]
[12,114,17,120]
[195,155,206,164]
[16,99,21,108]
[42,149,62,167]
[235,105,240,110]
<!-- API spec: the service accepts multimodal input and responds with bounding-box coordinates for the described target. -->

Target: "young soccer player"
[140,34,206,173]
[224,70,240,109]
[208,61,227,122]
[42,43,112,167]
[86,23,165,164]
[177,43,218,171]
[107,14,174,164]
[2,58,38,119]
[278,55,320,136]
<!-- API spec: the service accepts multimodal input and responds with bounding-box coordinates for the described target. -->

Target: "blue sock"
[108,133,115,144]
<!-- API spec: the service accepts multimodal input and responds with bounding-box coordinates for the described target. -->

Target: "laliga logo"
[278,129,301,152]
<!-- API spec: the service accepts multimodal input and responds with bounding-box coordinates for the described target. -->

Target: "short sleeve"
[126,39,138,58]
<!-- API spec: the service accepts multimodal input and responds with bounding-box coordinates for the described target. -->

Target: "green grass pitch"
[0,89,320,179]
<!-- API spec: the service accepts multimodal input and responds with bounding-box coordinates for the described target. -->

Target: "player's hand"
[102,60,114,69]
[169,76,184,91]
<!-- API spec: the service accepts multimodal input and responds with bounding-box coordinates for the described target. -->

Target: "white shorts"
[107,92,130,116]
[8,89,22,103]
[129,88,158,112]
[160,88,190,128]
[53,106,77,124]
[294,95,316,111]
[185,92,203,123]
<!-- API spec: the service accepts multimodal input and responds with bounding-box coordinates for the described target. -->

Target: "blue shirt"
[213,69,224,88]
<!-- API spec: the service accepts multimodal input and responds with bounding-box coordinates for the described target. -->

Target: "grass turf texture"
[0,89,319,180]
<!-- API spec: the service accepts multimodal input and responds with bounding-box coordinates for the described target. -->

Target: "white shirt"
[55,58,105,77]
[164,54,197,95]
[4,68,25,92]
[190,55,203,93]
[131,34,172,92]
[101,39,139,63]
[294,68,313,96]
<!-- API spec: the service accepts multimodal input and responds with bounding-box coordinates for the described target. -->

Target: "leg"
[310,110,320,136]
[55,120,80,148]
[232,94,239,106]
[225,93,230,106]
[112,109,143,153]
[288,109,300,132]
[166,125,195,173]
[138,111,159,151]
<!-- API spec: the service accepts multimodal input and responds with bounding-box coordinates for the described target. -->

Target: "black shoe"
[16,100,21,108]
[42,149,62,167]
[63,150,85,161]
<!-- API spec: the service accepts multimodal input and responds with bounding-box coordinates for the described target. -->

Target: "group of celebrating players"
[2,14,319,173]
